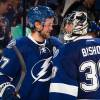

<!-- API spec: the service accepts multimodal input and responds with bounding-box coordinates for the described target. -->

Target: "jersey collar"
[27,34,46,46]
[73,35,93,42]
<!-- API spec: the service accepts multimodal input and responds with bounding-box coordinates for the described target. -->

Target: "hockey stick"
[61,0,79,17]
[34,0,39,6]
[12,45,27,95]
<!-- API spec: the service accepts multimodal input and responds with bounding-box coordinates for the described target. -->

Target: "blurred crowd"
[0,0,23,53]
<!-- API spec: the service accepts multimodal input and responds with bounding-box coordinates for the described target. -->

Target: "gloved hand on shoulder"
[2,86,20,100]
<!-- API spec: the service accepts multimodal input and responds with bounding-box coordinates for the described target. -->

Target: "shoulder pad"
[7,39,16,49]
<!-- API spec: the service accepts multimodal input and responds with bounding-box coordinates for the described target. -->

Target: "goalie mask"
[60,11,100,42]
[60,11,88,41]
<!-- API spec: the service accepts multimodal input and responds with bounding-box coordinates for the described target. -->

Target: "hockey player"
[0,5,63,100]
[49,11,100,99]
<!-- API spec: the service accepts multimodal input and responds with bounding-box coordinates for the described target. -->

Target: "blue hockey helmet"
[27,5,56,28]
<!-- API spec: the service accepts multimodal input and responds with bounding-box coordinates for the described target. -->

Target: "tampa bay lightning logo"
[31,57,53,83]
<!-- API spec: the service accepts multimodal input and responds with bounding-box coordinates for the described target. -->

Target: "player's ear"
[34,21,42,29]
[34,21,43,31]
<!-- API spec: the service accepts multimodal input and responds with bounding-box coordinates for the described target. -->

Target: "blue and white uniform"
[0,35,63,100]
[49,36,100,99]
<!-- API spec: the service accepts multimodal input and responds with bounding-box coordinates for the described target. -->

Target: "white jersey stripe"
[49,83,78,97]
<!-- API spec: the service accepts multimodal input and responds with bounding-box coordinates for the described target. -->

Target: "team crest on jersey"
[31,57,53,83]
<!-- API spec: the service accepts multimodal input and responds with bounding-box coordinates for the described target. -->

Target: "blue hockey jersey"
[0,35,63,100]
[49,36,100,99]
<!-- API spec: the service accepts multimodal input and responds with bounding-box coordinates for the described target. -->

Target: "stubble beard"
[40,32,50,39]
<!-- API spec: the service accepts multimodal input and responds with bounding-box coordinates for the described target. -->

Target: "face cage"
[59,20,88,42]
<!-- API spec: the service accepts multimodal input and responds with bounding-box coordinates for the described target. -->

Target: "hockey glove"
[2,86,20,100]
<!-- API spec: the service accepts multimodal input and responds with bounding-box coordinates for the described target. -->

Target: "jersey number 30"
[79,60,100,92]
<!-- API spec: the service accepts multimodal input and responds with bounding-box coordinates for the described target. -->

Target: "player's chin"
[46,33,51,38]
[41,31,51,39]
[44,32,51,39]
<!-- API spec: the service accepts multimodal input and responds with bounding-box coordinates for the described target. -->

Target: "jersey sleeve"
[0,46,20,81]
[49,45,78,100]
[0,44,21,98]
